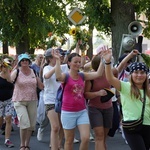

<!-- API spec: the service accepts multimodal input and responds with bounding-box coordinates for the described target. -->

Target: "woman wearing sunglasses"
[11,53,44,150]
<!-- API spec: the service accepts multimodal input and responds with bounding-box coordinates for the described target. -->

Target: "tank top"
[12,69,37,102]
[88,74,112,109]
[62,74,86,112]
[0,77,14,101]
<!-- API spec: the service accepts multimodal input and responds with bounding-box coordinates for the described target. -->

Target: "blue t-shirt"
[31,63,40,76]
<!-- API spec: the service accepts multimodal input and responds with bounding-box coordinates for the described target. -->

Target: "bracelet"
[105,62,111,65]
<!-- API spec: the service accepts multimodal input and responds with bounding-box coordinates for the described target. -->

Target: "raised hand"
[51,49,61,59]
[131,49,140,56]
[101,47,112,63]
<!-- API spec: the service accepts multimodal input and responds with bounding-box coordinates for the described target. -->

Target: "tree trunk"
[111,0,135,64]
[2,41,9,54]
[15,0,29,54]
[28,47,35,54]
[87,24,94,60]
[16,35,29,54]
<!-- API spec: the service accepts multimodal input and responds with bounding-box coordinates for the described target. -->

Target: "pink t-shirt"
[12,69,38,102]
[62,74,86,112]
[88,74,112,109]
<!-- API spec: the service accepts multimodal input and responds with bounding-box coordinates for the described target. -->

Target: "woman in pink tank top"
[52,49,105,150]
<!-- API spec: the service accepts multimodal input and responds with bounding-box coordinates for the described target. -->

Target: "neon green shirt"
[120,81,150,125]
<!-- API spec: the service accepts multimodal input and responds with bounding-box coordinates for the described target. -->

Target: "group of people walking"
[0,45,150,150]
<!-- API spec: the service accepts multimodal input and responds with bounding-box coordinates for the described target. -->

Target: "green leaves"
[140,53,150,67]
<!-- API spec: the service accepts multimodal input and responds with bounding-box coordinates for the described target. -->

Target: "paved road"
[0,124,130,150]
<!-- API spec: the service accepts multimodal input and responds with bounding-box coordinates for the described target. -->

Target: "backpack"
[55,72,84,113]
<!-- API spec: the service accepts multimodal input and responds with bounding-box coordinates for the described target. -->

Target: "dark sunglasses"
[21,59,29,62]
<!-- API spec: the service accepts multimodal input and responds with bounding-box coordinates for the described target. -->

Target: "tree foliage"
[0,0,70,54]
[0,0,150,61]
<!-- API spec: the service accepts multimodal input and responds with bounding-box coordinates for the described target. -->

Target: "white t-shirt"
[43,64,68,104]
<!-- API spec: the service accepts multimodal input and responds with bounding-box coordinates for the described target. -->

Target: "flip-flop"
[25,146,30,150]
[20,146,25,150]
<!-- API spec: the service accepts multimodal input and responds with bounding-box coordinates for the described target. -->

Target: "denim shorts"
[0,98,14,117]
[61,109,90,129]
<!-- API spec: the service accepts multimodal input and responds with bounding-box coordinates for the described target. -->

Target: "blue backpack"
[55,72,84,113]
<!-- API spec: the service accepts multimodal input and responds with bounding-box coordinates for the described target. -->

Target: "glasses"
[21,59,28,62]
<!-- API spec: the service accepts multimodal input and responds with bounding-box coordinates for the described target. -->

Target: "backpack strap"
[78,72,84,80]
[64,72,84,83]
[13,68,19,84]
[32,69,37,77]
[64,73,69,83]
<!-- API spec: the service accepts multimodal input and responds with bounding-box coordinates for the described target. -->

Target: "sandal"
[25,146,30,150]
[20,146,25,150]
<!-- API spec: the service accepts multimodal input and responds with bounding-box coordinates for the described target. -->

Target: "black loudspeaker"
[134,36,143,53]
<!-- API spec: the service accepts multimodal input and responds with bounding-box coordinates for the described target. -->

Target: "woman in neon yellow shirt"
[103,49,150,150]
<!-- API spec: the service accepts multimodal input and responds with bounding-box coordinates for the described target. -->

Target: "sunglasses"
[21,59,29,62]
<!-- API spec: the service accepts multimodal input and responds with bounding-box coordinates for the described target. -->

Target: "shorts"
[14,101,37,130]
[45,104,55,112]
[0,98,14,117]
[61,109,90,129]
[88,106,113,129]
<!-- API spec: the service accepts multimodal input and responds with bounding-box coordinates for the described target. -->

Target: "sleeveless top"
[62,74,86,112]
[12,69,38,102]
[88,74,112,109]
[0,77,14,101]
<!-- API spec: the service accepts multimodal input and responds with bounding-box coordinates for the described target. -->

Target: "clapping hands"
[51,49,62,59]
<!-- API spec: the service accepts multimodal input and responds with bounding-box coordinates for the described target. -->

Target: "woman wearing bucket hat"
[11,53,44,150]
[102,48,150,150]
[0,58,14,148]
